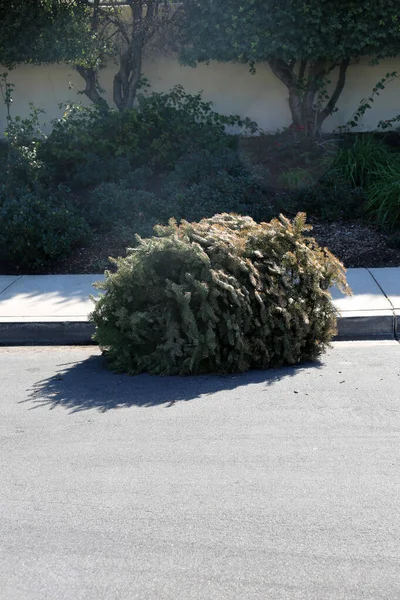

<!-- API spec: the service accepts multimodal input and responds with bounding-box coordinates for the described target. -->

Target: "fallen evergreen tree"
[91,213,349,375]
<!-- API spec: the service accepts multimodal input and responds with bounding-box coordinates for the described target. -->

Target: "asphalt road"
[1,342,400,600]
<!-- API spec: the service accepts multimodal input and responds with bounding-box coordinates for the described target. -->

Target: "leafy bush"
[323,135,392,188]
[119,166,154,190]
[4,103,46,147]
[39,87,258,187]
[166,148,247,188]
[91,212,348,375]
[83,167,159,231]
[290,180,367,221]
[336,72,400,133]
[68,155,133,189]
[242,130,321,173]
[0,99,53,189]
[170,171,267,223]
[161,147,268,222]
[135,86,257,170]
[0,185,89,268]
[366,161,400,229]
[37,103,140,187]
[86,185,164,232]
[277,167,314,190]
[0,133,50,191]
[84,148,269,235]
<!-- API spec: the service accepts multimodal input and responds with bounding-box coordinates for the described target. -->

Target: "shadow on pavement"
[24,353,322,413]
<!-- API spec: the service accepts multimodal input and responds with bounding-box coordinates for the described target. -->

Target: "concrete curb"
[0,322,96,345]
[335,312,396,341]
[0,269,399,345]
[0,315,396,346]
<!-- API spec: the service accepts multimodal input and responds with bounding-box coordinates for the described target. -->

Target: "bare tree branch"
[319,58,350,124]
[268,58,295,88]
[75,0,178,110]
[298,59,307,81]
[76,64,107,105]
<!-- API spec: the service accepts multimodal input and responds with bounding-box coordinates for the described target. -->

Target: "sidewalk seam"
[0,275,24,298]
[366,268,396,340]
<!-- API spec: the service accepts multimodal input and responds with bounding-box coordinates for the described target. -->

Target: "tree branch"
[319,58,350,122]
[298,59,307,81]
[75,65,107,106]
[307,58,327,91]
[75,0,176,111]
[268,58,295,88]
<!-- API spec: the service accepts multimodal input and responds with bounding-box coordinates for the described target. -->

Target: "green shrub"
[135,86,257,170]
[86,185,164,232]
[170,171,266,223]
[84,166,158,231]
[161,147,267,222]
[166,148,247,188]
[69,155,133,188]
[366,161,400,229]
[91,212,348,375]
[0,139,53,193]
[0,185,89,268]
[0,103,52,189]
[39,87,258,187]
[84,148,268,235]
[37,103,143,187]
[277,167,314,190]
[290,180,367,221]
[323,135,393,188]
[119,166,154,190]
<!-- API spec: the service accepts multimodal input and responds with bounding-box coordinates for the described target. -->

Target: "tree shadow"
[23,353,323,414]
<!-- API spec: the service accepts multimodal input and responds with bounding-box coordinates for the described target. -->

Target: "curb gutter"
[0,315,396,346]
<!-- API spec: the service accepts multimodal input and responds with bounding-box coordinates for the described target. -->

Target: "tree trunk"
[75,65,107,107]
[269,58,350,136]
[316,58,350,131]
[74,0,108,107]
[74,0,173,113]
[113,47,143,111]
[288,86,303,128]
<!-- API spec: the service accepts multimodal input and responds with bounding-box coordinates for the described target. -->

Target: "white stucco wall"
[1,55,400,135]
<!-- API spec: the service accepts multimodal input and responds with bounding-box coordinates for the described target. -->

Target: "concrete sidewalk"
[0,268,399,344]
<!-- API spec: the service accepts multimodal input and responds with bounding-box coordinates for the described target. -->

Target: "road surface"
[1,342,400,599]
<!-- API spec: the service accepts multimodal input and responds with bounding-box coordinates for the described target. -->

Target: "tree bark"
[268,58,294,88]
[75,65,107,107]
[111,0,149,110]
[288,86,303,127]
[74,0,174,112]
[316,58,350,130]
[269,58,302,127]
[268,57,350,136]
[301,59,327,135]
[113,46,143,111]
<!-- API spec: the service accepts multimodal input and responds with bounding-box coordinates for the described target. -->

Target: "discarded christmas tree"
[91,213,349,375]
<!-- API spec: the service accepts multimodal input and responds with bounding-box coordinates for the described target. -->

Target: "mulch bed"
[309,220,400,269]
[1,218,399,276]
